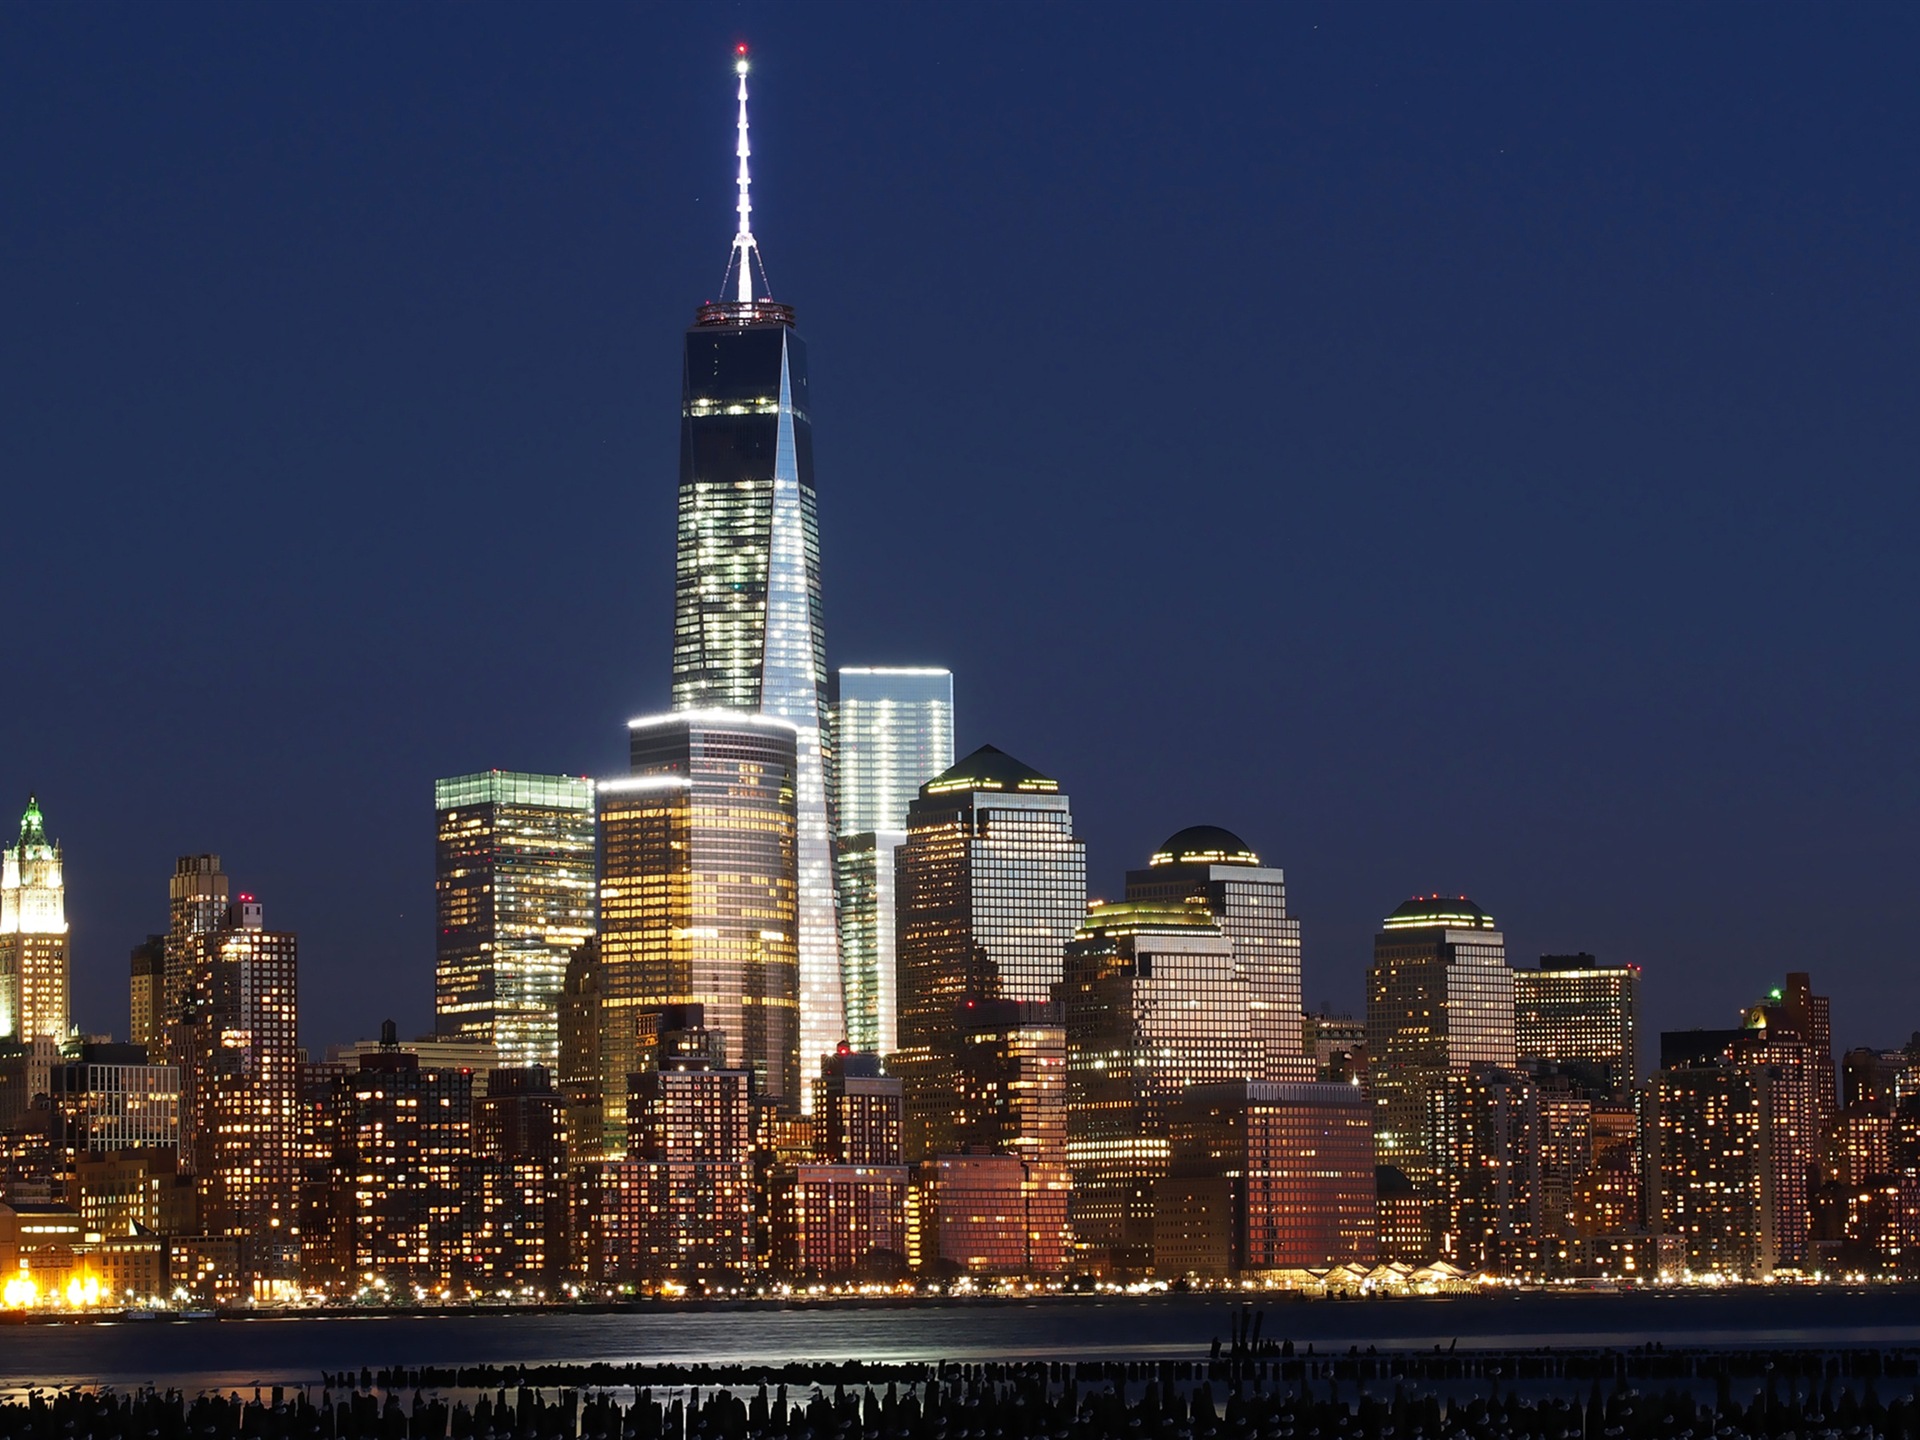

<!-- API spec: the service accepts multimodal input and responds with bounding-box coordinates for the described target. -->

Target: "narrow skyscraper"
[0,796,70,1042]
[834,667,954,1055]
[672,48,840,1086]
[434,771,597,1067]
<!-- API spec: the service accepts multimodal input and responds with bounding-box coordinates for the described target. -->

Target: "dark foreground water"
[5,1290,1920,1393]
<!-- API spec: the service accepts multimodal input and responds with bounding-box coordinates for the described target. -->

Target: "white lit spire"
[729,45,762,303]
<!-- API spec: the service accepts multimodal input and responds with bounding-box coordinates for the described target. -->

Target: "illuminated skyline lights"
[672,53,839,1092]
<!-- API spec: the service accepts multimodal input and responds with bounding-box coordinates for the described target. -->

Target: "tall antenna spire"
[730,44,760,303]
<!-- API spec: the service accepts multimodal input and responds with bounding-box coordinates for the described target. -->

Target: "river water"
[4,1290,1920,1393]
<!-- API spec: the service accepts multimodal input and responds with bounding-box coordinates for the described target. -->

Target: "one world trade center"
[671,47,841,1097]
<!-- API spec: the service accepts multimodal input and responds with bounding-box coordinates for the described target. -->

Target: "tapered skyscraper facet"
[672,50,841,1095]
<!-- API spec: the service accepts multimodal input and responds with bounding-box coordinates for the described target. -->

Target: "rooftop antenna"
[725,44,768,303]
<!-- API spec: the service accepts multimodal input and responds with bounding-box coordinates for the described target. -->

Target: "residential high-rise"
[164,854,228,1025]
[1058,899,1261,1273]
[433,771,596,1067]
[1123,827,1307,1080]
[1365,894,1514,1186]
[891,746,1086,1158]
[1647,1060,1775,1278]
[1514,953,1642,1101]
[834,667,955,1057]
[182,894,301,1295]
[1428,1064,1542,1273]
[467,1066,569,1294]
[0,796,70,1043]
[671,51,839,1085]
[820,1049,904,1166]
[128,935,165,1053]
[596,714,799,1129]
[1746,973,1838,1132]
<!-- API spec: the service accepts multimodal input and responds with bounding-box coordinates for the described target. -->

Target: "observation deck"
[694,299,797,328]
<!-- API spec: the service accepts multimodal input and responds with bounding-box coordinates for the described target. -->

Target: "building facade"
[833,667,955,837]
[1514,953,1641,1101]
[1123,827,1307,1081]
[433,771,596,1067]
[0,796,69,1043]
[672,57,839,1086]
[595,714,800,1129]
[1058,899,1259,1273]
[1154,1080,1377,1277]
[1365,895,1514,1186]
[182,895,301,1295]
[892,746,1085,1158]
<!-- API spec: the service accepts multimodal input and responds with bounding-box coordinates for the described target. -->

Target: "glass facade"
[833,668,953,1056]
[433,771,597,1068]
[892,747,1086,1160]
[673,310,840,1092]
[833,668,955,836]
[1058,901,1259,1272]
[1365,895,1514,1186]
[596,714,799,1133]
[1124,828,1307,1081]
[0,796,69,1043]
[834,830,903,1055]
[165,854,228,1027]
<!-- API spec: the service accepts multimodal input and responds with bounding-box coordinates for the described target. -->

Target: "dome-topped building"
[1124,823,1307,1080]
[1147,825,1261,869]
[1380,894,1497,931]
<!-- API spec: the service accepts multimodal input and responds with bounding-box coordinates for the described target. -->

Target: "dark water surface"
[4,1290,1920,1393]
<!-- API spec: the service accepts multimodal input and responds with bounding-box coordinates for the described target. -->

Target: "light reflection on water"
[3,1291,1919,1396]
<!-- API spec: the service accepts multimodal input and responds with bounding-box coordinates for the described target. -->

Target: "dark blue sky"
[3,6,1915,1055]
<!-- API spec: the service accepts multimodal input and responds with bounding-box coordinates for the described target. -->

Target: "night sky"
[3,6,1915,1058]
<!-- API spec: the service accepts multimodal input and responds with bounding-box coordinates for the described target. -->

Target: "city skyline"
[0,7,1916,1057]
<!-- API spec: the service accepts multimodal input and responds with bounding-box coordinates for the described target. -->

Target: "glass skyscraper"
[1123,826,1309,1081]
[433,771,597,1068]
[672,55,839,1087]
[1514,953,1642,1101]
[1365,894,1514,1186]
[892,745,1086,1158]
[833,668,954,836]
[833,667,954,1054]
[594,713,800,1138]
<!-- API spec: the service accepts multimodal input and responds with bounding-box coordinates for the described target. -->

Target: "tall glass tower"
[672,48,841,1086]
[833,667,954,1055]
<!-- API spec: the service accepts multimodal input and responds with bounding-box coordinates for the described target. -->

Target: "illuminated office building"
[0,796,70,1042]
[164,854,227,1025]
[594,714,799,1132]
[836,833,904,1058]
[834,668,955,836]
[892,746,1085,1157]
[1514,953,1641,1101]
[182,894,301,1293]
[951,999,1068,1167]
[1153,1081,1376,1277]
[1365,895,1513,1186]
[906,1151,1070,1279]
[1123,827,1307,1080]
[49,1045,180,1157]
[671,51,839,1088]
[1059,900,1257,1273]
[433,771,596,1068]
[128,935,165,1053]
[770,1161,908,1281]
